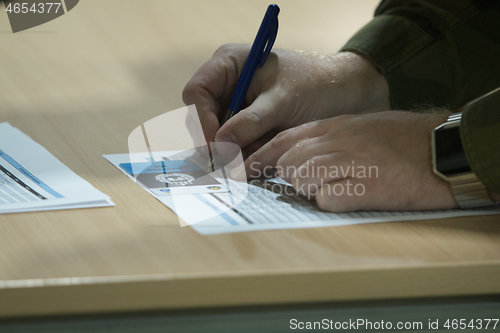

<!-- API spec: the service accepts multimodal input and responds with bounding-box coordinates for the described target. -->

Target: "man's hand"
[183,44,390,156]
[237,111,459,212]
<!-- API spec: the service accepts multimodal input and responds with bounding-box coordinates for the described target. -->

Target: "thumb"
[214,94,281,154]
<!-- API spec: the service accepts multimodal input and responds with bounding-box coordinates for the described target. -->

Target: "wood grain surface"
[0,0,499,318]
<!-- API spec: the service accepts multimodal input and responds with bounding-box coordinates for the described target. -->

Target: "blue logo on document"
[120,160,201,176]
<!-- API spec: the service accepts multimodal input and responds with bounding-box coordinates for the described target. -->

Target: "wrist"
[336,51,391,114]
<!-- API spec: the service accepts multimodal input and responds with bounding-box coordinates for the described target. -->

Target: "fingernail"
[215,133,239,155]
[230,163,246,181]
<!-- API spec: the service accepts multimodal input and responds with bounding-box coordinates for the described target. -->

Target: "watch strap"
[449,172,494,208]
[438,113,495,208]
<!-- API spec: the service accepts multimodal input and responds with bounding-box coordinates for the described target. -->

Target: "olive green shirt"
[341,0,500,194]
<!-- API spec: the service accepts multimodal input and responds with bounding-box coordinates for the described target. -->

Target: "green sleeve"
[340,0,500,110]
[461,89,500,194]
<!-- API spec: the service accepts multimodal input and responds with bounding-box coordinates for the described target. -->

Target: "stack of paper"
[0,122,114,214]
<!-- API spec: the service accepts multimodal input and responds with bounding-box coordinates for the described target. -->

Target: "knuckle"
[246,109,266,130]
[292,163,323,197]
[330,114,355,131]
[294,138,308,152]
[308,155,325,170]
[273,129,289,145]
[181,84,195,105]
[291,174,310,196]
[291,166,304,183]
[315,192,331,211]
[328,127,354,142]
[214,43,235,56]
[274,130,286,141]
[276,154,285,170]
[245,149,258,165]
[214,43,250,61]
[276,155,290,178]
[315,184,352,212]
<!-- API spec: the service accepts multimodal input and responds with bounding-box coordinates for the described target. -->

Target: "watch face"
[434,126,471,177]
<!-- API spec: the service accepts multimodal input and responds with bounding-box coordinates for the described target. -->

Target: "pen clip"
[259,9,279,68]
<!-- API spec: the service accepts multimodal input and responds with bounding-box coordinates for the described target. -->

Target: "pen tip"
[207,159,214,173]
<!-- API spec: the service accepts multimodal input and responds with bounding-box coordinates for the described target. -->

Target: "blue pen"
[208,4,280,171]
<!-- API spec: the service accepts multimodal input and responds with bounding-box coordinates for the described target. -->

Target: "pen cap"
[227,4,280,114]
[259,4,280,68]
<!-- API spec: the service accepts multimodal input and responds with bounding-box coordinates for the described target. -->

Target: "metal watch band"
[449,172,494,208]
[439,113,495,208]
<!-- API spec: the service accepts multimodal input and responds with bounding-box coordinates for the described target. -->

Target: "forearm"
[324,51,390,115]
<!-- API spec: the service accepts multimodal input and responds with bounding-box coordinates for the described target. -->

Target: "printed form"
[0,122,113,214]
[104,150,500,235]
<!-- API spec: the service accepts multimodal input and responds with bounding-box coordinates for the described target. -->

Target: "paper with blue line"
[0,122,113,214]
[103,149,500,235]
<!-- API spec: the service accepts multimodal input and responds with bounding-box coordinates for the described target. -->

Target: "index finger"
[182,46,245,143]
[242,121,328,179]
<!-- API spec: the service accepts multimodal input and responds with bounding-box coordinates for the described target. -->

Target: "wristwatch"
[432,112,495,208]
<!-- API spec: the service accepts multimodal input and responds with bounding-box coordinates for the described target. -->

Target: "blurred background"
[0,0,379,149]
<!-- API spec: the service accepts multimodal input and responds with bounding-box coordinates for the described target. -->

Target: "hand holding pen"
[207,4,280,171]
[183,4,389,179]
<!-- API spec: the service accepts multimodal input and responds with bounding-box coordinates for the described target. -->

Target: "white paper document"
[0,122,113,214]
[104,150,500,235]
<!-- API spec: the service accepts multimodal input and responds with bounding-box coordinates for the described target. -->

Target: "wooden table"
[1,0,499,321]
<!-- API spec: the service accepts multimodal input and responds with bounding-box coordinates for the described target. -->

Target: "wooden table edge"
[0,262,499,318]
